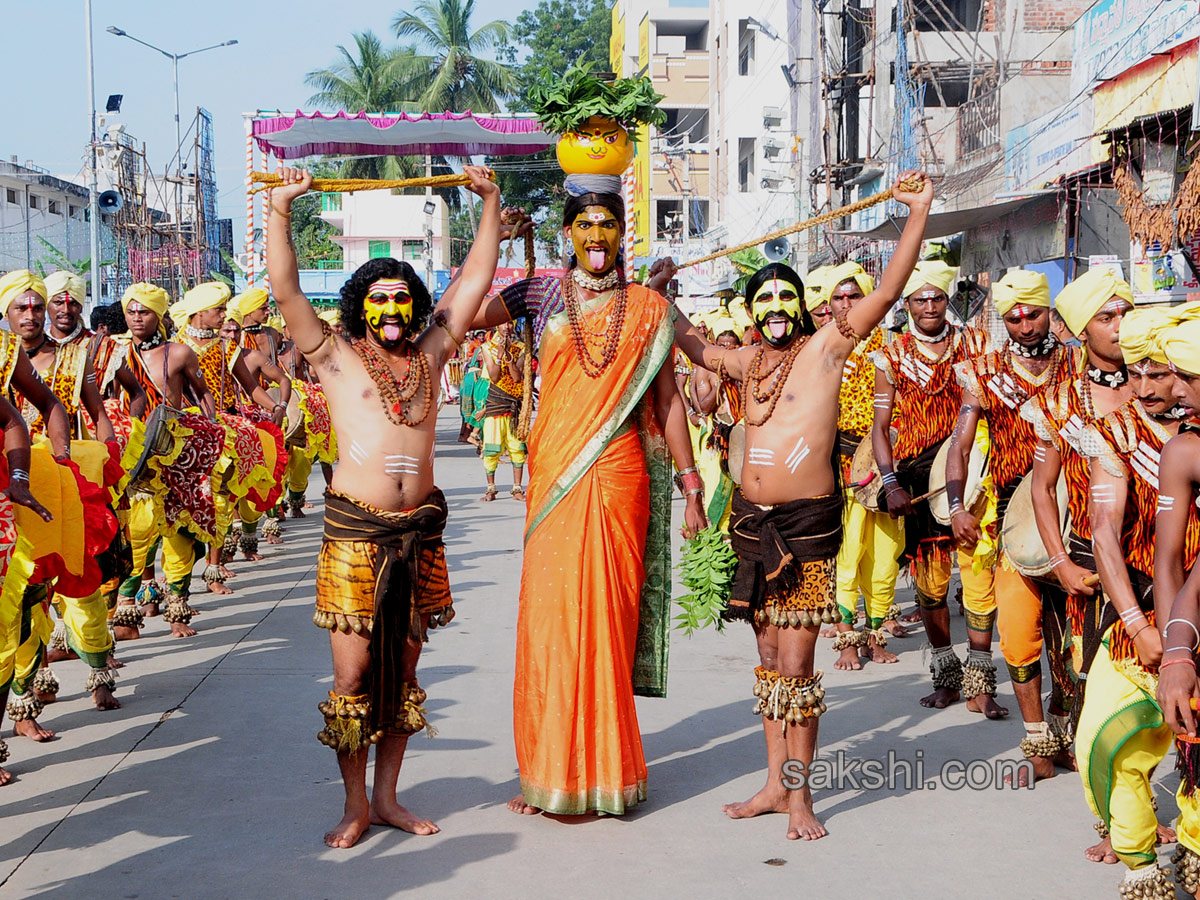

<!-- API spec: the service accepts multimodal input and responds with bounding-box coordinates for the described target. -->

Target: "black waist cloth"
[483,383,521,418]
[888,439,949,563]
[323,488,448,735]
[727,490,843,619]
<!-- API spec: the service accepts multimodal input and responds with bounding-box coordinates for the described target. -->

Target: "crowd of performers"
[0,268,336,783]
[6,158,1200,899]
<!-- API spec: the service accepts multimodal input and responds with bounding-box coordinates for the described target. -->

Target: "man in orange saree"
[476,174,706,816]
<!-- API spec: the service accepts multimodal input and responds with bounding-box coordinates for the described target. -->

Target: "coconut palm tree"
[392,0,515,113]
[304,30,427,180]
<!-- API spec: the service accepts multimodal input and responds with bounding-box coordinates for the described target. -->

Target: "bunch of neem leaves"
[674,526,737,635]
[528,62,666,139]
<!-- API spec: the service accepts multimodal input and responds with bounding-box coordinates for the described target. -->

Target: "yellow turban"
[170,281,231,324]
[1161,302,1200,375]
[992,269,1050,316]
[804,266,834,312]
[121,282,170,335]
[726,297,753,332]
[902,260,957,300]
[708,309,743,340]
[233,287,269,316]
[45,271,86,305]
[225,305,244,327]
[317,308,340,325]
[1053,268,1134,336]
[1118,307,1171,365]
[0,269,47,311]
[267,315,284,332]
[819,261,875,310]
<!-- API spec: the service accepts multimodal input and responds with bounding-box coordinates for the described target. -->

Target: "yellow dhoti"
[835,485,904,626]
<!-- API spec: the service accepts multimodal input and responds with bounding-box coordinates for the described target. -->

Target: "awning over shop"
[832,195,1048,241]
[251,110,555,159]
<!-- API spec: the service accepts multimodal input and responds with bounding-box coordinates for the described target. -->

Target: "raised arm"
[946,386,983,552]
[425,167,501,360]
[843,172,933,343]
[266,169,332,363]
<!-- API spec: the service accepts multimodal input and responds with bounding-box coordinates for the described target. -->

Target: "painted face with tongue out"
[751,276,804,348]
[567,206,622,277]
[364,279,414,348]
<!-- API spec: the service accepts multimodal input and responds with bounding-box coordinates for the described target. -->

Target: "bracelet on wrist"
[1127,621,1152,641]
[685,487,704,497]
[1164,618,1200,652]
[271,201,292,219]
[1159,657,1197,670]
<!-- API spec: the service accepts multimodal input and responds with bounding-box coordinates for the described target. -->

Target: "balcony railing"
[957,92,1000,157]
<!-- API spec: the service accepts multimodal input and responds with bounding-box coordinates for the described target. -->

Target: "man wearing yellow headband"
[871,259,998,716]
[821,261,909,669]
[1074,308,1198,895]
[803,265,834,326]
[663,170,934,840]
[1155,310,1200,894]
[1019,269,1138,861]
[945,268,1077,781]
[118,282,223,638]
[267,164,501,847]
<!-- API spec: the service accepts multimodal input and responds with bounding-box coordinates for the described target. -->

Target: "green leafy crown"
[529,62,666,139]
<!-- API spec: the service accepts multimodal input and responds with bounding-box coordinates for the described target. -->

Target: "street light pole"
[105,27,237,236]
[85,0,101,313]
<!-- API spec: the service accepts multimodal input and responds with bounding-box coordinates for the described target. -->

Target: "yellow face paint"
[364,279,414,335]
[568,207,622,276]
[751,276,803,346]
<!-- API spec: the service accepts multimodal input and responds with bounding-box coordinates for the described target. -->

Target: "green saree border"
[1083,688,1163,834]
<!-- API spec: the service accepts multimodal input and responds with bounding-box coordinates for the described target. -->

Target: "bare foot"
[1053,745,1077,772]
[265,533,283,545]
[113,625,140,641]
[862,642,898,664]
[0,766,11,786]
[722,784,789,819]
[33,688,56,704]
[291,507,306,519]
[1157,823,1176,844]
[242,550,265,561]
[206,581,233,595]
[507,793,540,815]
[92,685,120,711]
[834,647,862,671]
[920,687,960,709]
[786,789,827,841]
[107,653,124,669]
[324,801,371,849]
[900,607,922,623]
[14,718,54,741]
[303,501,314,509]
[141,601,160,618]
[1086,835,1119,864]
[170,622,197,638]
[219,565,237,580]
[883,618,909,637]
[1006,755,1056,786]
[480,489,498,503]
[370,796,440,835]
[819,625,838,638]
[966,695,1009,718]
[45,646,77,664]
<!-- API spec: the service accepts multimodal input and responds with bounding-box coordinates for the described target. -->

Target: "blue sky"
[1,0,537,221]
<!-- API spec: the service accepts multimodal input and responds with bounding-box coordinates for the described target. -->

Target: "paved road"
[0,409,1169,898]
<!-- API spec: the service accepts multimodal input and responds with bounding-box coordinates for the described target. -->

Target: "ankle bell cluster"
[32,668,59,696]
[961,649,998,700]
[929,646,964,691]
[318,692,382,755]
[751,667,827,726]
[1117,865,1174,900]
[162,592,197,625]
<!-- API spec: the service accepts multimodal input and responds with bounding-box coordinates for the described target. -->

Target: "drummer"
[870,260,1000,716]
[219,306,292,562]
[117,282,219,638]
[6,270,125,711]
[946,269,1076,782]
[1153,309,1200,891]
[822,261,907,670]
[1074,308,1199,895]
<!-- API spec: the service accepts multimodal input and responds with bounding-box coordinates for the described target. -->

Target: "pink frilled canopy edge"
[251,110,556,159]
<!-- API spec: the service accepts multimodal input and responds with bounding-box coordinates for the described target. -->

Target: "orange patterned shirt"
[181,333,241,410]
[872,326,989,461]
[19,339,90,436]
[955,343,1075,494]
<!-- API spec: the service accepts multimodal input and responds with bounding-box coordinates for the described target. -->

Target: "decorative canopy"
[251,110,555,159]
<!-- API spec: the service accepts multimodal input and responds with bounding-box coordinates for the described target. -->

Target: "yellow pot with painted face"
[555,117,635,176]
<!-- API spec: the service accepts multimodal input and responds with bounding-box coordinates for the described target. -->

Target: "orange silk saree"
[513,281,674,815]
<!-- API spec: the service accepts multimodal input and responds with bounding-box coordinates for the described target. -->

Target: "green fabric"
[633,397,673,699]
[1085,692,1163,831]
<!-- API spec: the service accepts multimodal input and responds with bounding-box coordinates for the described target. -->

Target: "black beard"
[755,313,800,348]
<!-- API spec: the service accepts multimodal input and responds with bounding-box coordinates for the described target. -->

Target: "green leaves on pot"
[674,525,738,635]
[529,62,666,138]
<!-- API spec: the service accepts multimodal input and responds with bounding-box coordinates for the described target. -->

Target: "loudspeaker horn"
[98,190,124,213]
[762,236,790,262]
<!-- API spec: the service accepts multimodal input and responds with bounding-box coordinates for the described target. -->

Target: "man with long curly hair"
[267,165,504,849]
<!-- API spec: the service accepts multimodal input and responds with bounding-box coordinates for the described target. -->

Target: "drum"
[929,435,989,525]
[127,404,181,491]
[849,428,896,511]
[1000,471,1070,577]
[284,390,304,448]
[448,357,464,387]
[727,422,746,485]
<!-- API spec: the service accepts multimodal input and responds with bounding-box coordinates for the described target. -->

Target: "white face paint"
[747,448,776,467]
[785,437,811,473]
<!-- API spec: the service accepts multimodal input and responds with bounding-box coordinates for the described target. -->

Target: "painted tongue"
[587,248,607,272]
[768,320,788,339]
[382,323,402,342]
